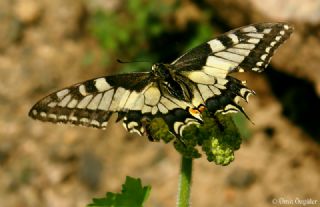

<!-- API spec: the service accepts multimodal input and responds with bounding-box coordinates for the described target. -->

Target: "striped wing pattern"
[29,23,293,140]
[172,23,293,73]
[29,73,201,138]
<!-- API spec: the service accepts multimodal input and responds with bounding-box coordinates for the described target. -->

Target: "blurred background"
[1,0,320,206]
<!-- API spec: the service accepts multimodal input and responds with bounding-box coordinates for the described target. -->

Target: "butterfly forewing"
[172,23,293,73]
[29,72,201,138]
[29,73,150,129]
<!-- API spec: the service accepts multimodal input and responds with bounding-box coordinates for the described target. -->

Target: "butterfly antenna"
[116,59,151,64]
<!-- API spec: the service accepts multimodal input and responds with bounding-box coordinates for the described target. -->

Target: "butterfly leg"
[175,134,187,147]
[212,114,225,132]
[141,118,156,142]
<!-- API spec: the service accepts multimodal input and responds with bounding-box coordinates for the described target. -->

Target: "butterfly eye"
[151,64,157,71]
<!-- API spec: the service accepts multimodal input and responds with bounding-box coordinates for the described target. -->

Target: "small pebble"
[227,167,256,188]
[14,0,42,24]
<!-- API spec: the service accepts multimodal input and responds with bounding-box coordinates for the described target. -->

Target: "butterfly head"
[152,63,172,79]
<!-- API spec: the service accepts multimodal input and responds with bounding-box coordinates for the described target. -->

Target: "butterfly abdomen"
[153,63,193,102]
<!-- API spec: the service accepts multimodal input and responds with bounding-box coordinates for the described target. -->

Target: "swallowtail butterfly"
[29,23,293,142]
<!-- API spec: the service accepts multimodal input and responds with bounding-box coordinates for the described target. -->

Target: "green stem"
[177,156,193,207]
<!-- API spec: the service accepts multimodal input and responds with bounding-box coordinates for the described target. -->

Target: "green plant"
[87,112,242,207]
[87,1,214,73]
[87,1,175,68]
[88,176,151,207]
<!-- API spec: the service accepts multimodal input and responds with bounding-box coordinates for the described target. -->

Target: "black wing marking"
[29,72,202,138]
[172,23,293,74]
[204,77,254,117]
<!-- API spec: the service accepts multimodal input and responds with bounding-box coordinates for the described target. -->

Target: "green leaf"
[87,176,151,207]
[232,113,252,140]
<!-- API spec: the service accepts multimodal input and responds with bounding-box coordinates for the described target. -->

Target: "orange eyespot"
[188,106,206,115]
[189,107,200,115]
